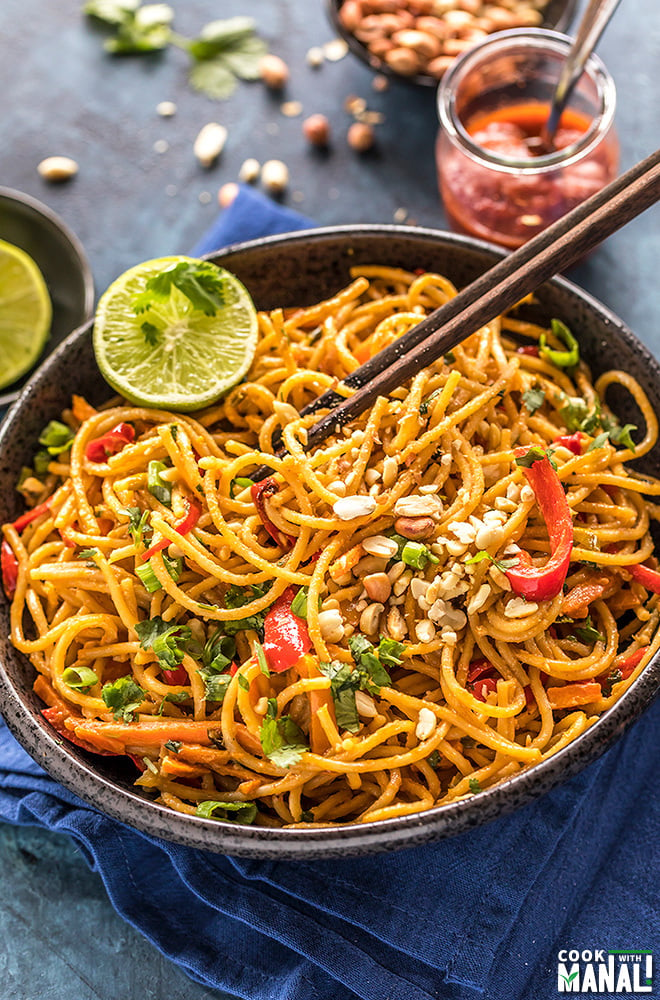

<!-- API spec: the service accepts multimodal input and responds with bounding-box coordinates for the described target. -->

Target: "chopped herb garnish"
[169,424,179,442]
[465,550,518,572]
[419,387,442,416]
[539,319,579,369]
[125,506,152,548]
[84,0,173,52]
[259,713,308,768]
[135,615,191,670]
[33,451,52,475]
[522,385,545,414]
[427,749,441,769]
[468,777,483,794]
[300,809,314,822]
[62,666,98,691]
[587,431,610,453]
[290,587,309,620]
[401,539,439,570]
[515,446,557,470]
[164,740,182,753]
[559,392,636,452]
[255,640,270,676]
[564,614,606,645]
[201,673,232,703]
[237,674,250,691]
[195,800,258,824]
[141,321,160,346]
[134,260,228,317]
[78,547,100,564]
[101,675,146,722]
[157,691,189,714]
[444,351,456,364]
[318,660,360,734]
[147,460,172,506]
[601,668,622,698]
[348,633,392,693]
[222,581,272,635]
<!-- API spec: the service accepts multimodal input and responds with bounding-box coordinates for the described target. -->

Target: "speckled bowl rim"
[0,225,658,859]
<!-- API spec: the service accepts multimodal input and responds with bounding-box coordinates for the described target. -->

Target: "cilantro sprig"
[134,261,228,317]
[83,5,268,100]
[559,392,637,452]
[135,615,192,669]
[259,701,308,769]
[101,675,146,722]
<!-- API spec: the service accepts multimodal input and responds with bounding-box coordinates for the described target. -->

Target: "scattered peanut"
[394,515,435,540]
[261,159,290,194]
[303,113,331,146]
[156,100,177,117]
[193,123,227,167]
[347,121,375,152]
[364,572,392,602]
[238,158,261,184]
[259,53,290,89]
[37,156,78,182]
[360,602,385,634]
[333,495,377,519]
[415,706,437,740]
[387,604,407,640]
[318,608,346,643]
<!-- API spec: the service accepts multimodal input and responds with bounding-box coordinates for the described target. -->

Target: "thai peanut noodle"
[4,265,660,828]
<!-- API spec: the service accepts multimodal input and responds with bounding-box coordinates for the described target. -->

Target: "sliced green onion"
[539,319,579,369]
[163,553,183,582]
[135,560,162,593]
[62,666,98,691]
[147,460,172,506]
[230,476,255,498]
[39,419,75,456]
[401,540,439,570]
[290,587,308,619]
[255,640,270,675]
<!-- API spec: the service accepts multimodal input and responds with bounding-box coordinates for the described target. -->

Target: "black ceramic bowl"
[0,226,658,858]
[326,0,577,88]
[0,187,94,407]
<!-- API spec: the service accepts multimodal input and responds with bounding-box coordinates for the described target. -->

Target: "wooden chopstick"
[253,149,660,479]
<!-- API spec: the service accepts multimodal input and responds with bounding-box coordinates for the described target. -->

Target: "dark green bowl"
[0,187,94,407]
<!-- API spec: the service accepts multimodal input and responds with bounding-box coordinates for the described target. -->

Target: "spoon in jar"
[529,0,623,155]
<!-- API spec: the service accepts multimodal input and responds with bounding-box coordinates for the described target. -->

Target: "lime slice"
[0,239,52,390]
[93,255,259,412]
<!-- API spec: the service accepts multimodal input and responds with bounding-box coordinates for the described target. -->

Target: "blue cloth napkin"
[1,185,658,1000]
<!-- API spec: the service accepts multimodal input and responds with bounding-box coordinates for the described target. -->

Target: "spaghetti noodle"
[3,265,660,828]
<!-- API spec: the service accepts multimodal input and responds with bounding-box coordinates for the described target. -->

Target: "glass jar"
[435,29,619,249]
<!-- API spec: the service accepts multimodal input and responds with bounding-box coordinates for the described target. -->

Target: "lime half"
[93,256,259,412]
[0,239,52,390]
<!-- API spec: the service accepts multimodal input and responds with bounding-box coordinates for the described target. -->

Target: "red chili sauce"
[439,102,618,249]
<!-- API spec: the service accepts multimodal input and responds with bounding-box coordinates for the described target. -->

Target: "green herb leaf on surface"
[195,799,258,823]
[101,675,146,722]
[259,714,308,768]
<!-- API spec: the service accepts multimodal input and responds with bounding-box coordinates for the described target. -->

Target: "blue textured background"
[1,1,658,997]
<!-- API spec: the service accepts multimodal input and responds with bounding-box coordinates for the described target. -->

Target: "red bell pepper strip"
[553,432,583,455]
[517,345,540,357]
[12,499,52,534]
[467,659,496,684]
[161,666,188,685]
[141,498,201,561]
[505,448,573,602]
[1,540,19,599]
[471,677,498,702]
[618,645,648,679]
[628,562,660,594]
[263,587,312,673]
[85,422,135,463]
[251,478,295,550]
[42,706,121,756]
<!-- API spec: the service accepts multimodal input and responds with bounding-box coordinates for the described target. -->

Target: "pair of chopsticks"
[254,149,660,480]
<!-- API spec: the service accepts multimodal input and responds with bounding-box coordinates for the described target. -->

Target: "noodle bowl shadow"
[0,226,658,858]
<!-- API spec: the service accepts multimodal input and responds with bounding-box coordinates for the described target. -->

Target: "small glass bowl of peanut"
[327,0,577,87]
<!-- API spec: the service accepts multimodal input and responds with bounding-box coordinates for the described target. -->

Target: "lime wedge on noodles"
[93,255,258,411]
[0,238,52,390]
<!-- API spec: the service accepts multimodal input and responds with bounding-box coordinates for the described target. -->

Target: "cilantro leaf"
[318,660,360,734]
[522,385,545,414]
[83,0,140,26]
[141,321,160,346]
[427,750,441,769]
[468,777,483,794]
[200,672,232,703]
[135,615,191,669]
[78,547,100,562]
[101,675,146,722]
[602,416,637,452]
[222,582,271,635]
[195,800,258,824]
[189,59,237,99]
[187,16,258,60]
[38,420,75,456]
[125,506,152,548]
[515,446,555,469]
[133,261,227,317]
[465,550,518,572]
[164,739,181,753]
[348,633,392,693]
[587,431,610,453]
[567,614,606,645]
[601,668,622,698]
[259,715,308,768]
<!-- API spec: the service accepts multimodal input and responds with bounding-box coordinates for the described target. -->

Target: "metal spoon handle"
[542,0,623,148]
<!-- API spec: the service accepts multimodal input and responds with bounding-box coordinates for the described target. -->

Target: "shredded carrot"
[546,682,602,710]
[72,395,98,422]
[73,717,216,747]
[160,755,209,779]
[561,573,616,617]
[296,653,335,754]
